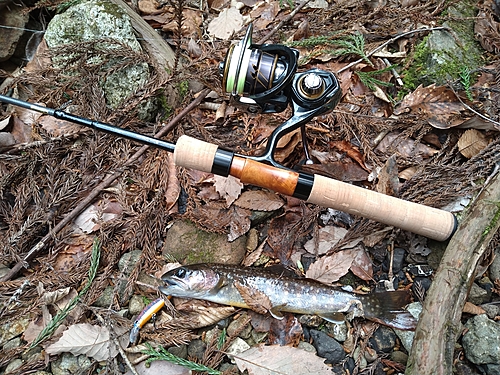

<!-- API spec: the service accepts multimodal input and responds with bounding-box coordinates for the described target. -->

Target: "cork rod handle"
[174,135,456,241]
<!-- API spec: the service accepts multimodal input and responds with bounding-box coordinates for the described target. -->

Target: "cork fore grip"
[174,135,218,173]
[307,175,456,241]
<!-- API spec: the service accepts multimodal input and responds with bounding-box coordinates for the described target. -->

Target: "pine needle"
[355,66,395,91]
[143,343,221,374]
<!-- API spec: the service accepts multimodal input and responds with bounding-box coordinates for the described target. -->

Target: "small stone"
[369,326,396,353]
[324,320,348,342]
[364,346,378,363]
[118,250,142,275]
[391,350,409,366]
[5,359,23,373]
[91,286,114,308]
[467,283,489,305]
[168,344,187,359]
[219,363,238,373]
[299,314,323,328]
[353,346,367,369]
[463,314,500,365]
[227,313,252,339]
[297,341,316,354]
[250,330,268,345]
[187,339,206,360]
[481,304,500,320]
[129,295,146,316]
[226,337,250,361]
[0,317,30,346]
[454,361,481,375]
[51,353,92,375]
[0,6,29,62]
[478,276,494,297]
[309,329,345,365]
[3,337,22,351]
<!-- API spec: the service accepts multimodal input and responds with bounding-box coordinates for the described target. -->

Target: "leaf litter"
[1,0,500,374]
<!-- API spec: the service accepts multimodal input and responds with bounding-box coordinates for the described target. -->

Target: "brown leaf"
[228,206,251,242]
[207,7,243,40]
[394,84,464,129]
[234,281,273,315]
[305,251,354,284]
[304,226,348,255]
[462,301,486,315]
[46,324,125,361]
[349,246,374,281]
[213,174,243,206]
[174,299,237,328]
[329,140,367,170]
[165,153,180,212]
[234,190,284,211]
[301,161,368,182]
[268,313,303,346]
[375,154,400,196]
[375,131,438,160]
[457,129,489,158]
[38,116,83,137]
[234,344,333,375]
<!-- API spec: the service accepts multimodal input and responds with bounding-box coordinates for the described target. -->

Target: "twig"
[0,89,210,282]
[257,0,311,44]
[450,86,500,129]
[337,26,451,74]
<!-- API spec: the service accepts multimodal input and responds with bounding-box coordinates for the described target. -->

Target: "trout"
[160,263,416,330]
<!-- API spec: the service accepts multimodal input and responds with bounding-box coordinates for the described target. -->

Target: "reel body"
[219,24,342,167]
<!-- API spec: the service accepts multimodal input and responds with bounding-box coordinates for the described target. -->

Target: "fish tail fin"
[361,290,417,331]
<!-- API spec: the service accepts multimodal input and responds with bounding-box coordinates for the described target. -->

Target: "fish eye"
[174,267,186,278]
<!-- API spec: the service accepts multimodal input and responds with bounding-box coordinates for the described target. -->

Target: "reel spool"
[219,24,298,113]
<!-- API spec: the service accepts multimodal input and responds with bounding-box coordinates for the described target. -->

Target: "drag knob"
[298,73,325,99]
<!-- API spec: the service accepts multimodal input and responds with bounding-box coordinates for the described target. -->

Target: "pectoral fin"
[210,275,228,294]
[318,312,346,324]
[269,304,287,320]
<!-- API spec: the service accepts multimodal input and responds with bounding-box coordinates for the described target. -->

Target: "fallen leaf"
[394,84,465,129]
[375,131,438,160]
[235,281,273,315]
[38,115,83,137]
[207,7,243,40]
[329,140,368,171]
[234,190,284,211]
[165,153,180,212]
[268,313,303,346]
[46,323,123,361]
[304,226,348,255]
[228,206,251,242]
[305,251,354,284]
[375,154,400,196]
[463,301,486,315]
[125,360,192,375]
[213,174,244,206]
[73,199,123,233]
[234,344,333,375]
[457,129,489,158]
[349,246,373,281]
[174,299,236,328]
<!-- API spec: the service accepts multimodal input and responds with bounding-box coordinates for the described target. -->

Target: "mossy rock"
[403,0,484,90]
[162,220,247,265]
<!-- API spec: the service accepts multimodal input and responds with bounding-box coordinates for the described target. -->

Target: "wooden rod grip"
[307,174,456,241]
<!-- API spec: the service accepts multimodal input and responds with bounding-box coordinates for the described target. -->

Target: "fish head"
[159,264,220,298]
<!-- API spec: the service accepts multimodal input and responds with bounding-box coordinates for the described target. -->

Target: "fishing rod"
[0,25,457,241]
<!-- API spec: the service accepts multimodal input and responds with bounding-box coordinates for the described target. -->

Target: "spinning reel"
[219,24,342,167]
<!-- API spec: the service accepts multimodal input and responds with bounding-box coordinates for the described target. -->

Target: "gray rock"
[297,341,316,354]
[467,283,489,305]
[162,220,247,265]
[463,314,500,365]
[0,317,30,346]
[227,312,252,339]
[128,295,146,316]
[226,337,251,360]
[391,350,408,366]
[187,339,206,360]
[369,326,397,353]
[92,285,114,308]
[0,5,29,62]
[3,337,21,351]
[168,344,188,359]
[5,359,23,373]
[44,0,151,110]
[482,304,500,320]
[484,364,500,375]
[325,320,348,342]
[118,250,142,275]
[310,329,345,365]
[51,353,92,375]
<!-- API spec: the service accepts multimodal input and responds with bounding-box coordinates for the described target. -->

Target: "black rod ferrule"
[211,149,234,177]
[293,172,314,200]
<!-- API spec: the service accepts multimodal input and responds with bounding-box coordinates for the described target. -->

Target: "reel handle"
[174,135,457,241]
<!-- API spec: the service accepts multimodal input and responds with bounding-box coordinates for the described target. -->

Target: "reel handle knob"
[298,73,325,99]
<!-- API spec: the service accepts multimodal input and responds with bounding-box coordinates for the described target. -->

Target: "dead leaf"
[234,344,333,375]
[46,323,124,361]
[329,140,368,171]
[234,190,284,211]
[304,226,348,255]
[207,7,243,40]
[73,199,123,233]
[213,174,243,206]
[394,84,465,129]
[375,131,438,160]
[463,301,486,315]
[235,281,273,315]
[375,154,400,196]
[305,251,354,284]
[125,360,192,375]
[174,299,236,328]
[349,246,373,281]
[457,129,489,158]
[38,115,83,137]
[268,313,302,346]
[228,206,251,242]
[165,153,180,212]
